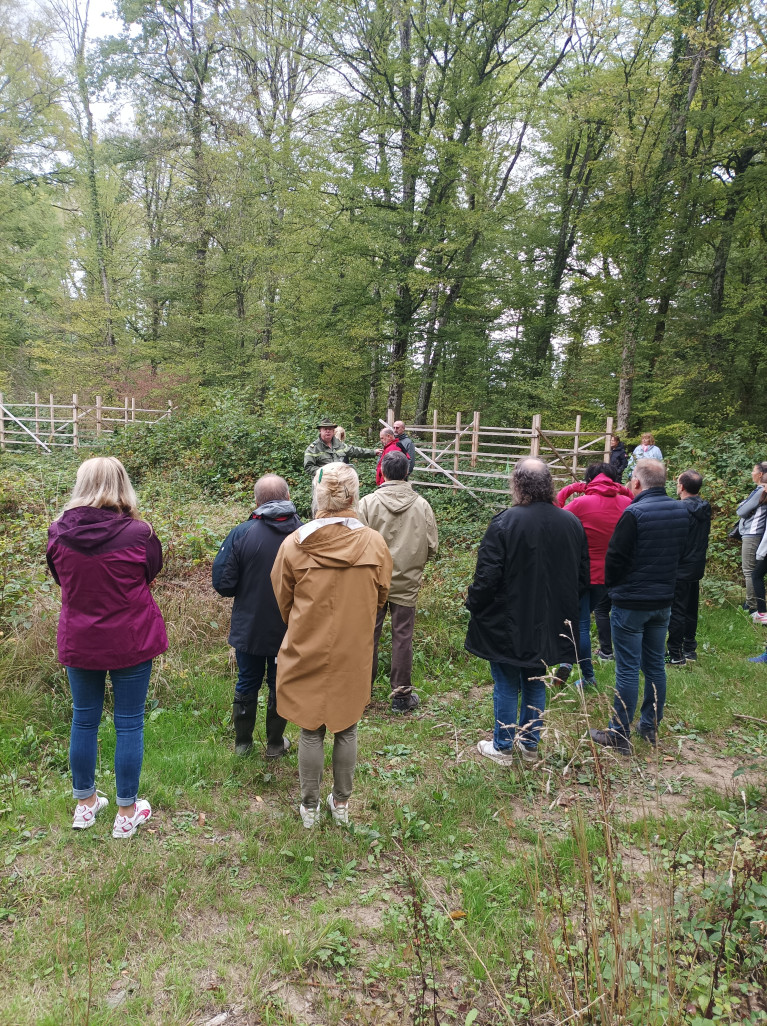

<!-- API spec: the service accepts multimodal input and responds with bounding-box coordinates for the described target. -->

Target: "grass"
[1,471,767,1024]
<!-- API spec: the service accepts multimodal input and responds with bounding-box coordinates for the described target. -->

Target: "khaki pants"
[372,601,417,697]
[298,723,357,808]
[742,534,761,610]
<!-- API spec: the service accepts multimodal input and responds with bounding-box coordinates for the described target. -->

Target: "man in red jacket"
[376,427,410,486]
[555,463,632,686]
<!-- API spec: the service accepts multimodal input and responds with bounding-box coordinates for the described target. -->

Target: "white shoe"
[477,739,515,766]
[516,741,540,765]
[72,793,108,830]
[751,611,767,624]
[112,798,152,839]
[327,793,350,826]
[300,803,321,828]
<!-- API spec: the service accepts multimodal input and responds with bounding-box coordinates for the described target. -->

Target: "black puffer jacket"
[677,495,711,582]
[464,503,589,668]
[212,501,302,654]
[606,488,689,608]
[610,441,629,481]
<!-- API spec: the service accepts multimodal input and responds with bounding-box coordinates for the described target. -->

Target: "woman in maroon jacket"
[47,457,168,838]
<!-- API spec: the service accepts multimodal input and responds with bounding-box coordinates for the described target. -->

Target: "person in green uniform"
[303,418,379,478]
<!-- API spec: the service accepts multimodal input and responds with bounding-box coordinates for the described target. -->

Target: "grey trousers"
[742,534,761,610]
[298,723,358,808]
[372,601,417,697]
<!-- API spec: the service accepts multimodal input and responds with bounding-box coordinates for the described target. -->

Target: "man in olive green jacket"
[303,418,379,478]
[357,450,439,712]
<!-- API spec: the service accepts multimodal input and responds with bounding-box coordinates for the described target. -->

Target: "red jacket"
[376,439,410,485]
[559,475,633,584]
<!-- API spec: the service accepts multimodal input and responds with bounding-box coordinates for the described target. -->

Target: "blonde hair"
[641,433,655,446]
[313,463,359,516]
[334,426,346,442]
[60,457,140,519]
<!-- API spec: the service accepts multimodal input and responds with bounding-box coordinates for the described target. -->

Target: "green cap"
[317,417,338,428]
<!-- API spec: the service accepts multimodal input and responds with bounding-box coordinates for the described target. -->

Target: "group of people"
[46,426,765,835]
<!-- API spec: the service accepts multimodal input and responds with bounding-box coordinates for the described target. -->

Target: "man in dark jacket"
[666,470,711,665]
[465,458,589,765]
[393,421,417,477]
[609,435,629,482]
[590,459,689,753]
[212,475,301,756]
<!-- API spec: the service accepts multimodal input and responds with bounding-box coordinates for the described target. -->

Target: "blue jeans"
[578,585,607,681]
[609,606,670,737]
[67,660,152,806]
[489,663,547,751]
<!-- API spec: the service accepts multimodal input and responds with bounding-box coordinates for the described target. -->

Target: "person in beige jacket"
[271,463,392,828]
[357,450,438,712]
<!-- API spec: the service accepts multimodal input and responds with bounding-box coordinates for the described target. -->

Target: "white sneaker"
[327,793,350,826]
[112,799,152,839]
[751,611,767,624]
[300,803,321,828]
[516,741,540,765]
[477,739,515,766]
[72,793,109,830]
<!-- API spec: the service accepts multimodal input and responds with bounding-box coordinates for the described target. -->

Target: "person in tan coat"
[358,450,438,711]
[271,463,392,828]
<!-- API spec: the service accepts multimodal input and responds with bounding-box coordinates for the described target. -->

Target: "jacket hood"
[585,474,627,498]
[373,481,419,513]
[296,514,374,567]
[52,506,140,553]
[683,495,711,523]
[252,500,298,520]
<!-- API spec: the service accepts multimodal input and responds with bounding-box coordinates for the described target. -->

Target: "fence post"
[0,393,5,451]
[387,407,394,426]
[572,414,581,478]
[453,411,461,491]
[530,414,541,457]
[96,396,102,437]
[124,398,129,427]
[72,394,79,449]
[432,409,437,464]
[471,411,480,468]
[34,392,40,441]
[49,394,55,441]
[131,397,136,424]
[604,416,614,463]
[167,400,172,421]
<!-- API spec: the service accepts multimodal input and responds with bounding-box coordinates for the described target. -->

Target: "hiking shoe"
[266,737,291,759]
[112,799,152,839]
[300,803,321,829]
[748,651,767,664]
[477,739,515,766]
[391,691,420,713]
[683,651,698,662]
[595,649,614,661]
[751,612,767,624]
[665,654,686,666]
[637,725,657,746]
[554,663,572,685]
[327,793,350,826]
[516,742,540,765]
[72,793,108,830]
[589,728,632,755]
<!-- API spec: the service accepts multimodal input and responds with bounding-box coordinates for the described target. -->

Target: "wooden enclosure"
[0,394,174,452]
[383,410,615,501]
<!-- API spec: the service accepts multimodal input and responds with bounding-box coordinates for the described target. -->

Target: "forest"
[1,0,766,434]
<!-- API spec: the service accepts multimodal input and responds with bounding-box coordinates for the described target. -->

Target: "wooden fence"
[383,410,615,501]
[0,394,174,452]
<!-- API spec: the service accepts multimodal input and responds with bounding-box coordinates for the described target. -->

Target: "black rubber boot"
[232,698,258,756]
[265,690,289,758]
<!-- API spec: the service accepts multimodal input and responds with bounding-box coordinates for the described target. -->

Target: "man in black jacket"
[666,470,711,665]
[609,435,629,482]
[590,459,689,753]
[212,475,301,756]
[465,459,589,765]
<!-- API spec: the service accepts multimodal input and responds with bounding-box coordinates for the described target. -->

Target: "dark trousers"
[371,601,417,697]
[753,557,767,615]
[594,592,613,654]
[234,651,286,746]
[667,580,700,658]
